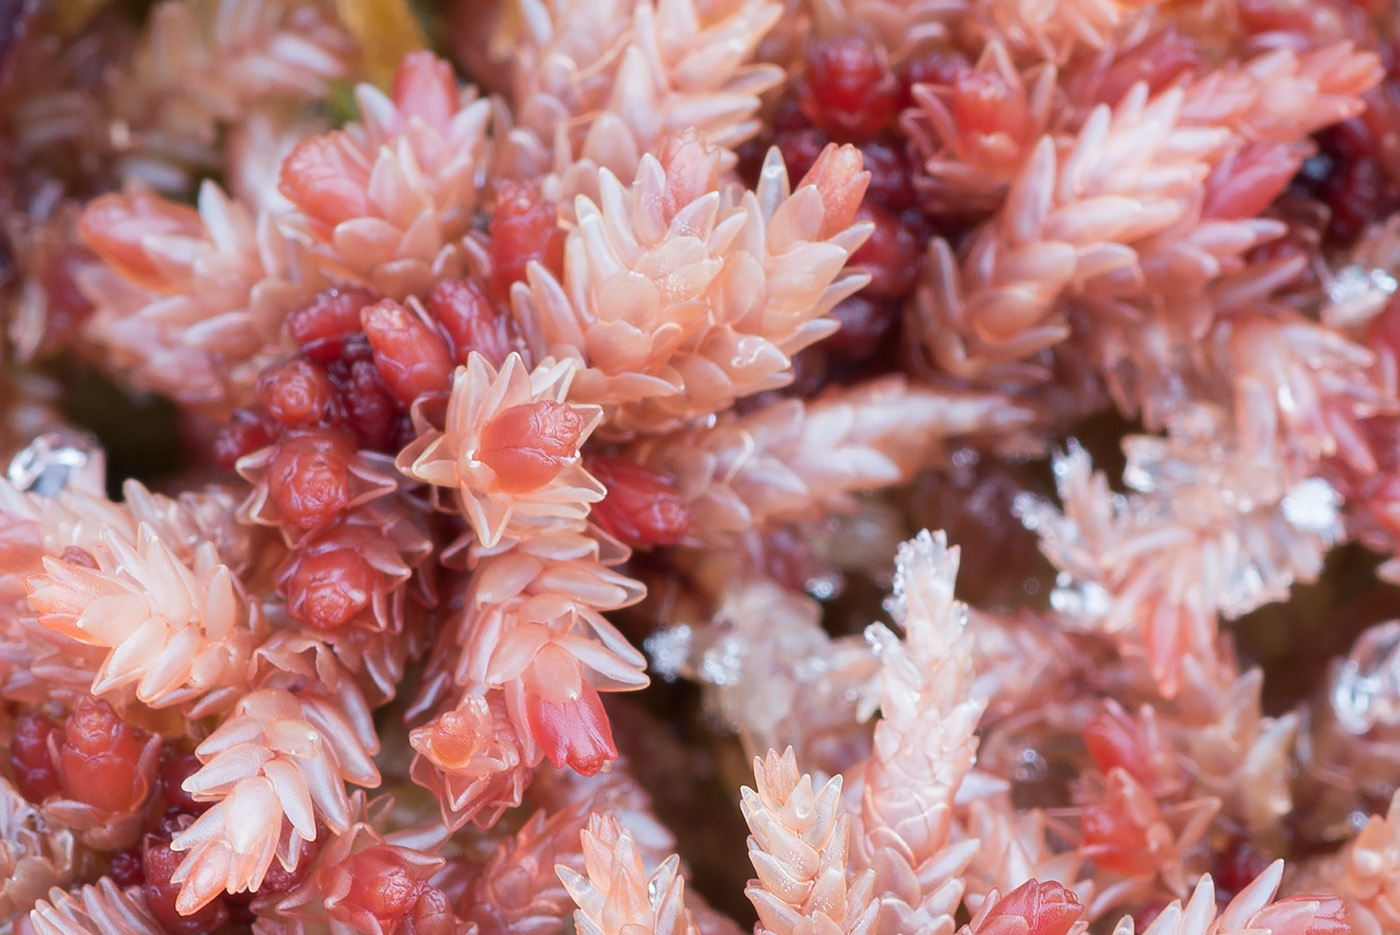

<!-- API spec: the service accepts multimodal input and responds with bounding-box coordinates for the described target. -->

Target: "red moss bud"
[343,848,420,924]
[143,834,229,935]
[972,881,1082,935]
[328,343,402,451]
[524,684,617,775]
[361,299,455,407]
[257,359,338,428]
[1212,837,1272,903]
[10,711,61,802]
[1080,770,1171,877]
[898,49,971,110]
[214,409,279,471]
[798,36,899,142]
[403,887,456,935]
[1082,702,1172,793]
[850,203,921,299]
[478,401,588,493]
[259,838,315,897]
[57,697,151,814]
[108,848,145,888]
[828,293,900,360]
[489,181,565,300]
[267,430,356,529]
[279,545,377,629]
[157,750,205,816]
[427,277,514,367]
[859,138,916,211]
[589,456,692,547]
[286,286,380,364]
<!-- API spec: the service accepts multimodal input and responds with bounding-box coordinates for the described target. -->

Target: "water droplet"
[1331,621,1400,734]
[805,574,841,600]
[1281,477,1341,535]
[1050,573,1110,619]
[1325,264,1399,329]
[643,625,693,682]
[7,430,104,497]
[699,635,745,686]
[1013,745,1047,783]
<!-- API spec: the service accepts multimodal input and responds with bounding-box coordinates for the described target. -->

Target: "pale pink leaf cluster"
[79,183,324,415]
[501,0,783,199]
[1014,412,1343,695]
[3,0,353,196]
[742,748,878,935]
[278,52,493,297]
[398,353,605,549]
[108,0,355,191]
[516,135,873,432]
[0,779,75,923]
[1120,862,1347,935]
[965,0,1156,64]
[913,42,1381,384]
[26,525,266,715]
[1322,790,1400,935]
[253,792,465,935]
[631,376,1031,546]
[668,577,880,773]
[903,43,1058,215]
[27,879,166,935]
[856,530,984,935]
[170,686,381,912]
[557,814,696,935]
[399,352,647,818]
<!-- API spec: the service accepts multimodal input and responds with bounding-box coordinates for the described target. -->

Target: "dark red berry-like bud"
[427,277,514,366]
[849,203,922,299]
[327,350,401,451]
[108,847,145,888]
[799,36,899,142]
[158,750,205,816]
[58,697,153,814]
[402,886,457,935]
[1212,837,1272,904]
[286,286,379,364]
[10,711,61,802]
[858,137,916,211]
[214,408,279,471]
[489,181,565,300]
[143,834,229,935]
[898,49,971,111]
[259,838,316,898]
[828,293,900,360]
[257,359,337,428]
[589,456,692,547]
[773,124,831,185]
[361,299,456,407]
